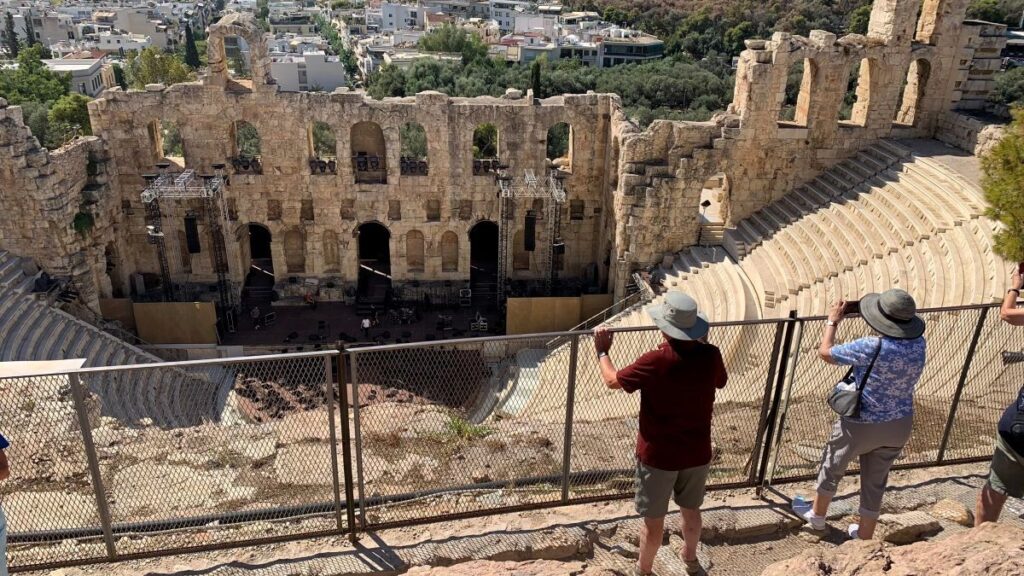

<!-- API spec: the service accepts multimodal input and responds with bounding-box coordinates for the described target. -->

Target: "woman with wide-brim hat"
[793,289,927,540]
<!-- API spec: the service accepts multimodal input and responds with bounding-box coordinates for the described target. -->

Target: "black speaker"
[525,211,536,252]
[553,238,565,255]
[184,216,201,253]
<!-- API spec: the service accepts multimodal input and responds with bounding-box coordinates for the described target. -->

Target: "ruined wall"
[0,99,118,311]
[609,0,992,298]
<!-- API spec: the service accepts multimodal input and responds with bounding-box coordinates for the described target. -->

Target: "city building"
[42,57,116,97]
[488,0,532,33]
[381,2,425,31]
[97,31,152,53]
[269,51,346,92]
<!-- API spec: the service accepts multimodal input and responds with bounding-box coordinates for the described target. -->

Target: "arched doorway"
[242,223,275,297]
[470,221,499,307]
[357,222,391,303]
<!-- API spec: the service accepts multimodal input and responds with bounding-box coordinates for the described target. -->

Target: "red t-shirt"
[616,340,728,471]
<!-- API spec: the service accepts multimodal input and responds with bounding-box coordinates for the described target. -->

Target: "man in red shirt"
[595,292,727,576]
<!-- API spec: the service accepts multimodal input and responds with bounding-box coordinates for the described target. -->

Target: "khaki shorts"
[988,435,1024,500]
[634,459,709,518]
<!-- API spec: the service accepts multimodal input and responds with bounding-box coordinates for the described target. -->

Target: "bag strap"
[856,338,883,392]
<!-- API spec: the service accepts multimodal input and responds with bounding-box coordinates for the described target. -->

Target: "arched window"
[351,121,387,184]
[406,230,425,272]
[441,231,458,272]
[400,122,428,175]
[895,59,931,128]
[513,229,530,270]
[284,228,306,273]
[225,35,251,80]
[779,59,814,126]
[546,122,572,172]
[842,58,875,127]
[322,230,339,273]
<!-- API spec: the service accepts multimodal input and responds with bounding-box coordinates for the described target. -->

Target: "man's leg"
[639,515,665,574]
[976,437,1024,526]
[678,507,701,562]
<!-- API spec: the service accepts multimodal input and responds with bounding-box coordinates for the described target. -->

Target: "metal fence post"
[322,353,346,532]
[560,335,581,502]
[336,347,359,542]
[349,352,368,529]
[756,312,799,494]
[937,307,989,463]
[746,319,787,486]
[69,372,117,559]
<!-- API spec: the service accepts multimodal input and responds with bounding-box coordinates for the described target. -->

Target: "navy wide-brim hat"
[646,292,709,341]
[860,289,925,339]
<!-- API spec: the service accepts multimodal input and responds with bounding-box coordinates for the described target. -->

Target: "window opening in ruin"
[284,228,306,274]
[161,120,184,165]
[357,221,392,303]
[309,121,337,174]
[569,200,585,221]
[778,59,814,126]
[232,121,262,174]
[469,220,499,307]
[242,223,274,293]
[351,121,387,185]
[441,231,459,272]
[841,58,874,127]
[546,122,572,172]
[838,62,860,123]
[400,122,428,176]
[895,59,930,128]
[426,199,441,222]
[699,173,730,244]
[406,230,425,272]
[323,230,340,273]
[225,35,252,81]
[513,229,530,270]
[472,123,499,175]
[301,199,315,222]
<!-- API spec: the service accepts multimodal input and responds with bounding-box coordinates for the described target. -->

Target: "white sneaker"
[847,523,860,539]
[799,509,827,531]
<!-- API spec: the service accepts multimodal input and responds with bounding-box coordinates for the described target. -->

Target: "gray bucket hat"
[646,292,710,341]
[860,289,925,339]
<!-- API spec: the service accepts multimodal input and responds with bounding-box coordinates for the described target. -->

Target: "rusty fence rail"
[2,303,1020,571]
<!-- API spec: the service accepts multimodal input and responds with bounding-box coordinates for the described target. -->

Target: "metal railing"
[2,302,1020,571]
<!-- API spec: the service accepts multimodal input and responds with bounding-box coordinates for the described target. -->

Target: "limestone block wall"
[87,83,619,296]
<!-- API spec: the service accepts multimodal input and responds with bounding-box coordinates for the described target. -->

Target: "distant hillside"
[564,0,1024,58]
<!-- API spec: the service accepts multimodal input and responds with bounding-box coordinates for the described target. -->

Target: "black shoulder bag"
[828,339,882,419]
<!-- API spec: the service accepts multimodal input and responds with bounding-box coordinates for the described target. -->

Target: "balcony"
[400,156,428,176]
[352,154,387,184]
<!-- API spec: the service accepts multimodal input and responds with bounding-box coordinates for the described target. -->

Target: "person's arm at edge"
[594,327,621,389]
[1001,268,1024,326]
[818,300,846,365]
[0,449,9,481]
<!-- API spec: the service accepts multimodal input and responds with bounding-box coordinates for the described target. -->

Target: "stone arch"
[284,227,306,274]
[546,122,572,172]
[322,230,339,273]
[406,230,425,272]
[441,231,459,273]
[843,58,878,126]
[351,121,387,184]
[779,58,815,126]
[206,12,273,89]
[895,58,931,127]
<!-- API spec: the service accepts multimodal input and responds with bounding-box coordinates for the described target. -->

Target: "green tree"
[400,122,427,159]
[311,122,336,157]
[229,52,251,79]
[183,23,201,69]
[472,123,498,159]
[19,100,50,146]
[994,67,1024,106]
[4,12,19,58]
[530,58,542,98]
[0,46,70,105]
[22,11,36,46]
[235,121,261,157]
[111,62,127,89]
[982,108,1024,262]
[546,123,569,161]
[124,47,195,89]
[848,4,872,34]
[161,121,183,157]
[47,93,90,135]
[366,63,407,98]
[419,23,488,64]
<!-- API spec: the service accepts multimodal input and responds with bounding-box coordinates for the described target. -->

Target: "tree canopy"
[0,46,93,148]
[982,108,1024,262]
[0,46,70,105]
[418,23,488,64]
[124,47,195,89]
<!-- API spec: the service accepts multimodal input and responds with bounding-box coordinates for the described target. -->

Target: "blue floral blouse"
[831,335,927,423]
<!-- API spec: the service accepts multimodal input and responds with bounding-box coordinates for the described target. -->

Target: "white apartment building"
[43,57,115,97]
[97,31,151,53]
[488,0,532,33]
[381,2,425,32]
[270,51,346,92]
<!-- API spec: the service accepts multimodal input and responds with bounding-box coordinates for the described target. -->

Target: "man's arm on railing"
[594,327,622,390]
[1001,268,1024,326]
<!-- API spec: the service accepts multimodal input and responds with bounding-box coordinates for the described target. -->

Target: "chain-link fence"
[2,303,1019,571]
